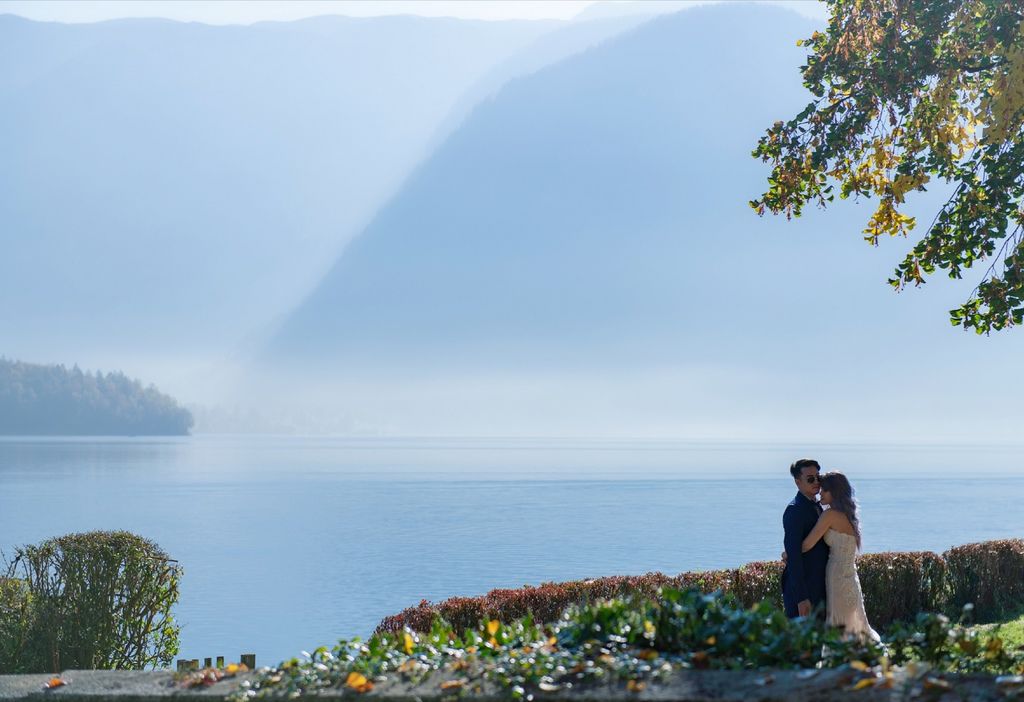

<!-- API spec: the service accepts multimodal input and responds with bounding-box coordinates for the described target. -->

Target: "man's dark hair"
[789,458,821,479]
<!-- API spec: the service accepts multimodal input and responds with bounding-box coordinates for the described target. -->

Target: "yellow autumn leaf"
[849,660,869,671]
[403,632,415,655]
[440,680,465,691]
[851,678,875,690]
[626,679,646,692]
[225,664,240,674]
[486,620,499,635]
[346,672,369,690]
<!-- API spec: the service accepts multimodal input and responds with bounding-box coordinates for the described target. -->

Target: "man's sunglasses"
[804,474,820,484]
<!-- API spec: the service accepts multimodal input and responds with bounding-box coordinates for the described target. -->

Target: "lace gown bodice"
[823,529,880,643]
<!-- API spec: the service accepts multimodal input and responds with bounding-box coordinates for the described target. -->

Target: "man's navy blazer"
[781,492,828,617]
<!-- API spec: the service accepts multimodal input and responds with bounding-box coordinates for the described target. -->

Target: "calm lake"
[1,436,1022,666]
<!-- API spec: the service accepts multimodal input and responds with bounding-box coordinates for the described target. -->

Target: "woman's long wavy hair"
[819,471,861,548]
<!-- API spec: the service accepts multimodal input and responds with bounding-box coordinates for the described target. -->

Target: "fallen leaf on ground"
[346,672,374,693]
[43,678,67,690]
[922,676,952,692]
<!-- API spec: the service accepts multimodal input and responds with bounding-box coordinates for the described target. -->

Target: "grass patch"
[972,610,1024,651]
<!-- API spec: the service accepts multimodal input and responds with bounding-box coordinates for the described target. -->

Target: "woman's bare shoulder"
[829,510,856,534]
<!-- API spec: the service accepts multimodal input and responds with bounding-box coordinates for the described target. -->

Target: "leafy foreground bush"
[0,531,182,673]
[378,539,1024,635]
[233,588,1024,702]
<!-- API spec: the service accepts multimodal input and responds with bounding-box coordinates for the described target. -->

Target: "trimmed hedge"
[377,538,1024,635]
[944,539,1024,621]
[858,550,947,627]
[731,560,783,609]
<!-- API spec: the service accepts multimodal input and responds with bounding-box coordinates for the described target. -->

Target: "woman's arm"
[801,510,833,552]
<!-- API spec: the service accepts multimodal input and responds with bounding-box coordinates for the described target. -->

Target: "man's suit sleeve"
[783,504,809,604]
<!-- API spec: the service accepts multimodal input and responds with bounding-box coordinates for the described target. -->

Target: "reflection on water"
[1,436,1022,665]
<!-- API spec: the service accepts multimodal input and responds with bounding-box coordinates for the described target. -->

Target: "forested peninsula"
[0,358,193,435]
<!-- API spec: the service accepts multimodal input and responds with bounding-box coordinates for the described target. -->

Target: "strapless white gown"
[823,529,881,643]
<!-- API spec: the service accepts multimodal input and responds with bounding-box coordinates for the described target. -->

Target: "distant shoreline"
[0,358,193,436]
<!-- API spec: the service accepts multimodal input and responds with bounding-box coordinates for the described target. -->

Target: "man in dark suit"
[782,458,829,618]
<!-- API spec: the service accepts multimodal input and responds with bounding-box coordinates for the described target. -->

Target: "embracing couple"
[781,458,880,642]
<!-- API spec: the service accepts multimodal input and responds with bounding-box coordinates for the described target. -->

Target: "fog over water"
[3,3,1022,442]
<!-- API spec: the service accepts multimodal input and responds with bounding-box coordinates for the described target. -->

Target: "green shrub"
[857,550,947,628]
[557,587,869,669]
[0,577,33,673]
[4,530,182,672]
[944,539,1024,621]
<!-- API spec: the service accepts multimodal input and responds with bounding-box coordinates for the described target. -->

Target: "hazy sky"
[0,0,827,24]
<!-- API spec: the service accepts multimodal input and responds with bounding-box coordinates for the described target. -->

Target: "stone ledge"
[0,668,1021,702]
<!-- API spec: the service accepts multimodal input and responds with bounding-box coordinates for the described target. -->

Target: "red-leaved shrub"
[732,561,784,609]
[376,539,1024,634]
[857,551,947,628]
[943,539,1024,621]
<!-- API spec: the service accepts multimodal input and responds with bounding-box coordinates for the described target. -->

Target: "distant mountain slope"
[427,12,657,151]
[0,13,559,361]
[268,4,831,366]
[0,358,192,435]
[260,4,1024,439]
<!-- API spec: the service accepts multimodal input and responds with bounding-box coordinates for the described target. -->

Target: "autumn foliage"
[752,0,1024,333]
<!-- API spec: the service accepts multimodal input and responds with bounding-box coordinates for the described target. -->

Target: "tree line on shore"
[0,358,192,435]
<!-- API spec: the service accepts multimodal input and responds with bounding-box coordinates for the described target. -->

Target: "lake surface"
[1,436,1022,666]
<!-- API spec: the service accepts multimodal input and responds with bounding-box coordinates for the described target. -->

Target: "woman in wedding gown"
[800,471,881,643]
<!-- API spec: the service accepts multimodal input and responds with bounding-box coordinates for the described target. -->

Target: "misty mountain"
[260,4,1024,438]
[428,13,658,151]
[0,13,562,363]
[268,4,842,366]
